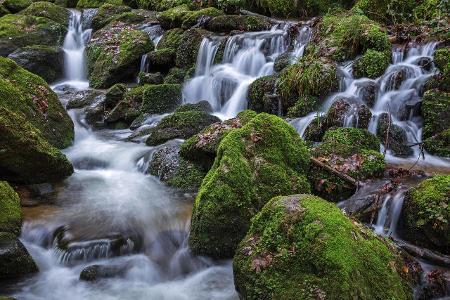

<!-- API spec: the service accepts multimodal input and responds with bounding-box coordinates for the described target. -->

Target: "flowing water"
[138,24,164,76]
[182,24,312,119]
[10,10,237,300]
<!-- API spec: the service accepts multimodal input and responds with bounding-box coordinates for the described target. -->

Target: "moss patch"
[0,182,22,235]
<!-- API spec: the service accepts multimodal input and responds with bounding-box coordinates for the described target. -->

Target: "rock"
[175,28,211,69]
[76,0,126,8]
[148,144,206,192]
[19,1,70,26]
[273,51,292,73]
[353,49,391,79]
[80,264,126,281]
[303,116,327,142]
[233,194,417,299]
[354,0,419,24]
[105,83,127,109]
[316,12,390,62]
[0,232,38,280]
[422,89,450,139]
[141,84,182,115]
[398,175,450,254]
[325,98,372,129]
[376,113,413,157]
[145,110,220,146]
[147,49,176,72]
[138,72,164,85]
[84,94,107,128]
[91,3,132,31]
[206,15,272,33]
[7,45,64,83]
[356,80,379,107]
[2,0,32,13]
[174,101,212,113]
[180,110,256,169]
[417,57,433,72]
[423,128,450,158]
[433,47,449,91]
[157,4,190,29]
[415,269,450,300]
[66,89,104,109]
[189,113,311,259]
[86,22,154,88]
[0,57,74,149]
[0,14,67,56]
[0,182,22,235]
[286,95,318,118]
[105,86,146,125]
[164,67,187,84]
[157,28,184,50]
[309,127,385,202]
[247,75,277,113]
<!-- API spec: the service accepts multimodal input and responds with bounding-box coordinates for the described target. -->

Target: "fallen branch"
[311,157,358,187]
[396,239,450,268]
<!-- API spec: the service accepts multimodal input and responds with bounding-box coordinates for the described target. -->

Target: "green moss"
[77,0,123,8]
[181,7,223,29]
[141,84,182,114]
[0,57,74,148]
[247,75,277,113]
[319,12,391,62]
[189,113,311,258]
[399,175,450,253]
[158,28,184,50]
[91,3,132,30]
[175,28,210,69]
[0,14,67,56]
[286,96,319,118]
[207,15,271,32]
[422,89,450,139]
[0,182,22,235]
[234,194,414,299]
[413,0,448,22]
[353,49,391,79]
[145,110,220,146]
[3,0,32,13]
[423,128,450,157]
[86,23,154,88]
[433,47,450,91]
[147,48,176,70]
[164,67,186,84]
[20,1,70,25]
[353,0,418,24]
[157,4,190,29]
[105,85,146,124]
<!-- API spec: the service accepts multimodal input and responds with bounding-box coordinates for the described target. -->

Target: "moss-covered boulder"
[180,110,257,170]
[158,28,184,50]
[2,0,32,13]
[7,45,64,83]
[145,110,220,146]
[138,72,164,85]
[376,113,413,157]
[157,4,190,29]
[77,0,123,8]
[0,232,38,280]
[247,75,277,113]
[422,89,450,140]
[309,127,385,202]
[147,48,176,72]
[433,47,449,92]
[206,15,272,33]
[164,67,186,84]
[105,83,127,109]
[91,3,132,31]
[105,85,145,125]
[141,84,182,114]
[324,98,372,129]
[316,12,391,62]
[189,113,311,259]
[353,49,391,79]
[398,175,450,254]
[0,182,22,235]
[20,1,70,26]
[148,144,206,191]
[423,128,450,157]
[0,14,67,56]
[278,55,338,114]
[86,22,154,88]
[175,28,211,69]
[234,194,416,299]
[0,57,73,148]
[181,7,223,29]
[353,0,417,24]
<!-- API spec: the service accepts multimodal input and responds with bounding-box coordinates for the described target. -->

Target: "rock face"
[0,14,67,56]
[398,175,450,254]
[7,45,64,83]
[86,22,154,88]
[233,194,415,300]
[0,58,74,184]
[189,113,311,259]
[309,127,385,202]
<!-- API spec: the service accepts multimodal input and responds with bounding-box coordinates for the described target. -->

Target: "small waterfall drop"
[62,9,92,89]
[183,24,311,119]
[138,24,164,76]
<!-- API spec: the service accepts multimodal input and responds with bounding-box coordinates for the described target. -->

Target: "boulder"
[0,232,38,280]
[105,83,127,109]
[8,45,64,83]
[86,22,154,88]
[147,49,176,72]
[273,51,292,73]
[19,1,70,26]
[423,129,450,158]
[325,98,372,129]
[138,72,164,85]
[2,0,32,13]
[376,113,413,157]
[66,89,105,110]
[234,194,417,299]
[175,28,211,69]
[422,89,450,139]
[164,67,187,84]
[157,28,184,50]
[353,49,391,79]
[141,84,182,115]
[91,3,132,31]
[398,175,450,254]
[0,14,67,56]
[247,75,277,113]
[0,182,22,235]
[145,110,220,146]
[433,47,449,91]
[105,85,146,125]
[76,0,125,8]
[80,264,126,281]
[189,113,311,259]
[206,15,272,33]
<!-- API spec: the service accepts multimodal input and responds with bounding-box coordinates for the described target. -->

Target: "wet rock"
[189,113,311,259]
[417,57,433,72]
[273,51,292,73]
[164,67,187,84]
[415,269,450,300]
[303,116,327,142]
[105,85,145,126]
[376,113,413,157]
[66,89,105,110]
[138,72,164,85]
[7,45,64,83]
[148,144,206,192]
[147,49,176,72]
[325,98,351,127]
[206,15,272,33]
[175,28,211,69]
[353,49,391,79]
[145,110,220,146]
[398,175,450,254]
[423,128,450,158]
[80,264,127,281]
[247,75,277,113]
[0,182,22,235]
[105,83,127,110]
[357,80,379,107]
[234,194,416,299]
[0,232,38,280]
[141,84,182,115]
[286,95,319,118]
[86,22,154,88]
[91,4,132,31]
[84,94,107,128]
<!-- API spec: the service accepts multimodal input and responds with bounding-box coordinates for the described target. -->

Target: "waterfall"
[138,24,164,76]
[290,42,450,167]
[183,24,311,119]
[62,9,92,89]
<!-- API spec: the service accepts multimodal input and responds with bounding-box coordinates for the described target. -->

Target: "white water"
[183,24,311,119]
[291,42,450,168]
[373,190,406,237]
[61,10,92,89]
[138,25,164,75]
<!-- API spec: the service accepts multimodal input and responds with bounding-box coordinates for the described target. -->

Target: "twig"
[311,157,358,187]
[383,112,392,158]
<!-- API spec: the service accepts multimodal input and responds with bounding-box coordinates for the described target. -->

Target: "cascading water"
[291,42,450,168]
[183,24,311,119]
[61,10,93,89]
[138,25,164,76]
